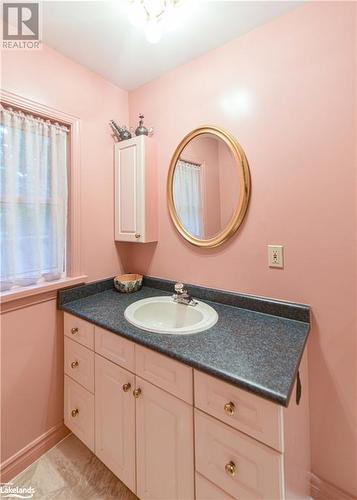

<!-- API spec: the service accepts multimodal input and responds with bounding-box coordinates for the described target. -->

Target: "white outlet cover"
[268,245,284,268]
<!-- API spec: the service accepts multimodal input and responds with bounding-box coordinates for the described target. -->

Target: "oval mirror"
[167,126,251,248]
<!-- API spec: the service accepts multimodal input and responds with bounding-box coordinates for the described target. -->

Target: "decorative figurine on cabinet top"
[109,120,132,142]
[110,116,153,143]
[120,126,132,141]
[135,114,148,136]
[135,114,154,137]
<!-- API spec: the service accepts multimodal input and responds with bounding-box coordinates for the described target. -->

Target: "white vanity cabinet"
[63,313,194,500]
[63,312,310,500]
[114,135,157,243]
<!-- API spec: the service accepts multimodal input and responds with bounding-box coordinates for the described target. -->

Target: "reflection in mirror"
[172,133,241,239]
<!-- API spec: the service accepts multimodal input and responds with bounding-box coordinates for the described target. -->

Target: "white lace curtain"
[173,159,204,238]
[0,106,69,290]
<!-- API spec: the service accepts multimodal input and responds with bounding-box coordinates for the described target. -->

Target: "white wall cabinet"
[63,312,310,500]
[114,135,157,243]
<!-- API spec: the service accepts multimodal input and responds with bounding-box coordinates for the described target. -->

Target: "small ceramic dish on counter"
[114,273,143,293]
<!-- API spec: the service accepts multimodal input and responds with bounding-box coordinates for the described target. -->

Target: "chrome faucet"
[172,282,197,306]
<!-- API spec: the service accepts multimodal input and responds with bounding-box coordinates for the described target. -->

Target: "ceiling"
[43,1,303,90]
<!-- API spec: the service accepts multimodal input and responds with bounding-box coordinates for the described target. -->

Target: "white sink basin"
[124,296,218,335]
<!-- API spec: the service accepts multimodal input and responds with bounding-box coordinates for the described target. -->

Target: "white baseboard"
[0,422,70,482]
[311,473,357,500]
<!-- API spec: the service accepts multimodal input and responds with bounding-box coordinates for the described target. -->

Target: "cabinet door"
[136,377,194,500]
[64,375,94,451]
[95,354,136,492]
[114,136,144,242]
[195,410,284,500]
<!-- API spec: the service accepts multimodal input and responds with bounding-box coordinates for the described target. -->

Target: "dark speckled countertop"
[58,277,310,407]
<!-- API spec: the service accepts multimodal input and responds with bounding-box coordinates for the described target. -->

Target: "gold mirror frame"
[167,126,251,248]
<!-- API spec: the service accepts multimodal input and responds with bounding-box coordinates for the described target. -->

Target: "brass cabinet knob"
[225,461,236,477]
[133,388,142,398]
[71,408,79,417]
[71,360,79,369]
[71,327,78,335]
[135,233,141,239]
[122,383,131,392]
[224,401,235,416]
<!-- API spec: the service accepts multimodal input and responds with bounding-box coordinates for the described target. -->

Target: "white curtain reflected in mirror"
[173,159,204,238]
[172,133,241,240]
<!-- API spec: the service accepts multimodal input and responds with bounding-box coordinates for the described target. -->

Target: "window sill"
[0,275,88,305]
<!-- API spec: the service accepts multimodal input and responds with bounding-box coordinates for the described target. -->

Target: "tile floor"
[8,434,137,500]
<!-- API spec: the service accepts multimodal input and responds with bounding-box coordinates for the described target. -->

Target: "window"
[173,159,204,238]
[0,105,69,291]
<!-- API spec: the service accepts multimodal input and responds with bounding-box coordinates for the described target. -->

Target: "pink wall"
[128,3,357,496]
[1,45,128,474]
[1,299,64,466]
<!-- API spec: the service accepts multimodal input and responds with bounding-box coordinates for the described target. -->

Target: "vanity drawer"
[196,473,234,500]
[136,345,193,403]
[64,312,94,350]
[64,375,94,452]
[64,337,94,393]
[195,410,284,500]
[95,326,135,372]
[194,370,283,451]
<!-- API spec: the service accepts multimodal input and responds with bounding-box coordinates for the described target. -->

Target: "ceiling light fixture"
[128,0,184,44]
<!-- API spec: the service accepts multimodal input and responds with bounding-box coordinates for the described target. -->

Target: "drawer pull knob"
[71,408,79,417]
[71,360,79,369]
[225,461,236,477]
[224,401,235,416]
[71,327,79,335]
[123,383,131,392]
[135,233,141,239]
[133,388,142,398]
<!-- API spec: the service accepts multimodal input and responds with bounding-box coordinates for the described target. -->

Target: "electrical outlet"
[268,245,284,268]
